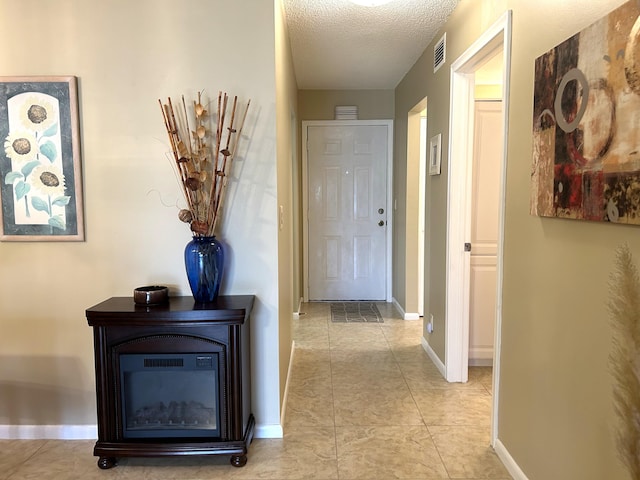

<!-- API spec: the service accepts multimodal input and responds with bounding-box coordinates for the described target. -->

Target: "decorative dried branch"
[212,98,250,234]
[158,90,250,238]
[159,99,190,211]
[608,243,640,480]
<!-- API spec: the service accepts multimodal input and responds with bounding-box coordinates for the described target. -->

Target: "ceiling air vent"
[434,33,446,73]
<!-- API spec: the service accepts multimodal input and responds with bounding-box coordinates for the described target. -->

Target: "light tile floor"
[1,302,511,480]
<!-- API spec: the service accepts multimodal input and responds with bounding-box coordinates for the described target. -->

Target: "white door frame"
[418,112,427,317]
[302,120,393,302]
[445,11,512,445]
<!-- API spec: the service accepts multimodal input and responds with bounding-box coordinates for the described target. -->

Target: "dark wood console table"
[86,295,254,469]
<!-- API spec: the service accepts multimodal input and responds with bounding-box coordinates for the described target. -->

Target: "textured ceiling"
[282,0,460,90]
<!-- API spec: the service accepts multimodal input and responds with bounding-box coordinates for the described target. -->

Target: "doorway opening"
[406,101,428,319]
[445,11,512,445]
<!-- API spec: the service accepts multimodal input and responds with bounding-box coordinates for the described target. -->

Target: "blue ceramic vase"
[184,236,224,302]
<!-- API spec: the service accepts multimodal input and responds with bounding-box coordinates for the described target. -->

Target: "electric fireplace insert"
[119,353,220,439]
[86,295,254,469]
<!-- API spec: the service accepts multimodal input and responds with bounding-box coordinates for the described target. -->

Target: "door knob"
[378,220,385,226]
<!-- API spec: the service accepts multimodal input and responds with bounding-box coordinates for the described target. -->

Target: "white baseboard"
[293,297,304,319]
[494,438,529,480]
[469,346,494,366]
[391,297,404,316]
[421,336,446,378]
[391,297,421,320]
[469,358,493,367]
[254,423,283,438]
[0,424,97,439]
[280,340,296,429]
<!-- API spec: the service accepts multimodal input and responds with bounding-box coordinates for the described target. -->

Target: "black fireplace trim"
[94,413,255,469]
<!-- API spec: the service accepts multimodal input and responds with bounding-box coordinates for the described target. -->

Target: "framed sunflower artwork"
[0,76,84,241]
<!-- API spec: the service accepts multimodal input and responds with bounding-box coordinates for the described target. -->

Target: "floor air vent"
[434,33,446,73]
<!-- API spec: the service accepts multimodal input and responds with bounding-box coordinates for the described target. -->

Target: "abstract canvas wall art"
[531,1,640,225]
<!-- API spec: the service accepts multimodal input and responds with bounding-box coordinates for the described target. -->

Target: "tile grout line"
[426,424,454,479]
[382,314,455,478]
[326,304,341,480]
[4,440,50,480]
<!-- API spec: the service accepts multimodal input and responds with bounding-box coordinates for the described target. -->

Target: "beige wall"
[274,0,298,408]
[476,84,502,99]
[298,90,394,120]
[0,0,284,434]
[395,0,487,358]
[401,102,428,317]
[501,0,633,477]
[395,0,636,477]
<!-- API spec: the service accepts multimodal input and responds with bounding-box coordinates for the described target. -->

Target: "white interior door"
[469,100,502,364]
[306,124,388,301]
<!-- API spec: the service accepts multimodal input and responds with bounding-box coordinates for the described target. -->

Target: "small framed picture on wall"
[429,133,442,176]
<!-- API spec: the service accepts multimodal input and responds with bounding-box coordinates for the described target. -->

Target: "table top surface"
[86,295,255,325]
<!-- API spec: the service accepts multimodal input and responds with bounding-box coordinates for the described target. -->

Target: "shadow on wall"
[0,355,96,425]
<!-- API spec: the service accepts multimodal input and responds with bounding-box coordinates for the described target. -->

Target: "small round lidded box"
[133,285,168,306]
